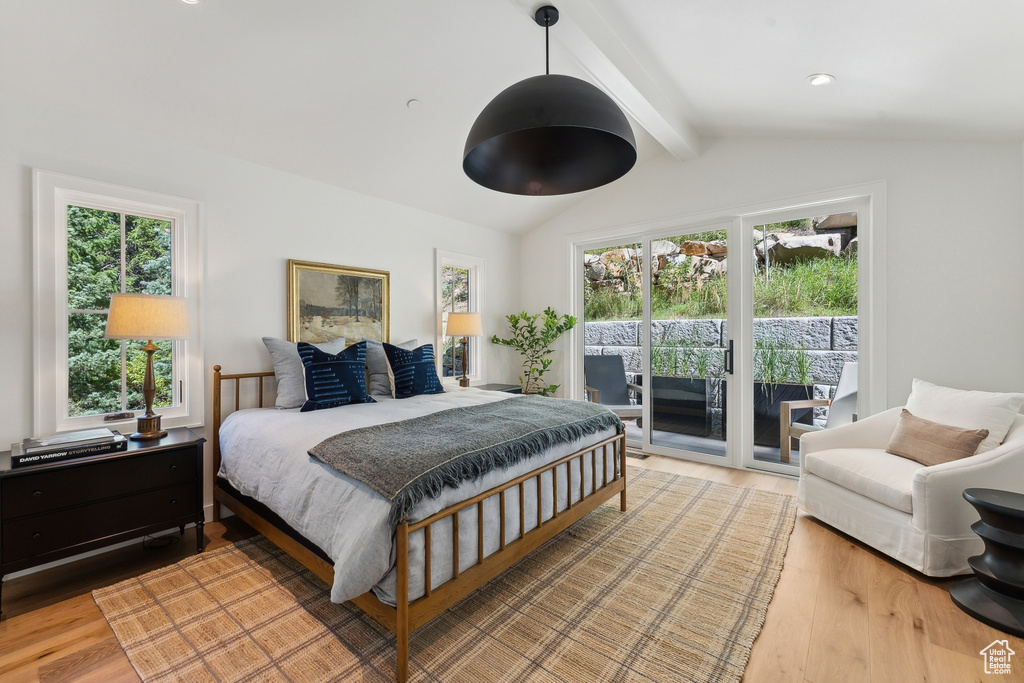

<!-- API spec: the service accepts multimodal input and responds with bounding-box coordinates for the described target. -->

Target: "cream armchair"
[799,407,1024,576]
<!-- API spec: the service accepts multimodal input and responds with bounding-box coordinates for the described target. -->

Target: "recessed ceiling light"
[406,99,421,110]
[808,73,835,86]
[181,0,199,4]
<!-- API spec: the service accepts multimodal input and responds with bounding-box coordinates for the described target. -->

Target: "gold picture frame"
[287,260,390,344]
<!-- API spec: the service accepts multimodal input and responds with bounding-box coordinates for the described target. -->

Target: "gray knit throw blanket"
[308,395,623,526]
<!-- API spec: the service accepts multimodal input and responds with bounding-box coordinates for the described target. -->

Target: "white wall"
[0,94,520,510]
[521,137,1024,408]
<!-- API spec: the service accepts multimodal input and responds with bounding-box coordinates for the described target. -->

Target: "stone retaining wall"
[585,316,856,384]
[585,316,857,426]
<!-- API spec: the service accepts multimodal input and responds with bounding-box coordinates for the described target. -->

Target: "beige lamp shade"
[105,293,190,340]
[446,312,483,338]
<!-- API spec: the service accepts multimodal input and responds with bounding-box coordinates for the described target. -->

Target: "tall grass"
[755,254,857,317]
[585,287,642,320]
[584,254,858,321]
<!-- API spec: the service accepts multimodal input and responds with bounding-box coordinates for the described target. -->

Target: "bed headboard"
[211,365,276,475]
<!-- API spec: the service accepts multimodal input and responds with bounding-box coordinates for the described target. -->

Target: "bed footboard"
[212,365,627,683]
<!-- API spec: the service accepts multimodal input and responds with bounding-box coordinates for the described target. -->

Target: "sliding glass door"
[574,195,870,473]
[646,224,731,462]
[744,212,859,474]
[581,239,644,447]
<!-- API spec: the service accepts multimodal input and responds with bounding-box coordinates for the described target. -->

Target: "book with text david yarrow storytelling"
[10,429,128,468]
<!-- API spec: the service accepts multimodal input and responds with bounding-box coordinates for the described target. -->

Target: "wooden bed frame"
[211,365,627,682]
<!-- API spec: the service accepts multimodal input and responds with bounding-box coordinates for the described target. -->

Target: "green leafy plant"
[491,307,577,395]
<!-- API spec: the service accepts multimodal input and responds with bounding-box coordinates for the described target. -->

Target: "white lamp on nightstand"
[105,293,190,440]
[446,312,483,387]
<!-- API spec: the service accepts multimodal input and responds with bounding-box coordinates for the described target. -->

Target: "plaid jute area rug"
[93,468,796,682]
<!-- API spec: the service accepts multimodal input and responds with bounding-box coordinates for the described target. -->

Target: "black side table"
[949,488,1024,637]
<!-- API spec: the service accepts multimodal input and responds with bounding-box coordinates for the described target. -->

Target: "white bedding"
[217,387,619,605]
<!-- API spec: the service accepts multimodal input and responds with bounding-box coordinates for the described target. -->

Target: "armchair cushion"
[904,378,1024,452]
[885,409,988,467]
[804,447,919,513]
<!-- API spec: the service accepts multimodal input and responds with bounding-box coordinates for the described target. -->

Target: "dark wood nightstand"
[0,427,205,615]
[476,383,523,394]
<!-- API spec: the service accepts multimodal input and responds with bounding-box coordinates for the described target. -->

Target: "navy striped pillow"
[297,341,375,411]
[383,342,445,399]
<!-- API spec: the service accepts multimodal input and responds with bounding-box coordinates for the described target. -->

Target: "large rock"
[706,241,727,258]
[690,256,724,283]
[679,241,712,257]
[650,241,681,277]
[651,240,678,257]
[758,233,841,265]
[584,253,606,280]
[814,212,857,230]
[599,248,640,282]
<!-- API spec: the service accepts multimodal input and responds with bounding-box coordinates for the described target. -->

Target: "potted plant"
[651,329,711,437]
[750,336,813,447]
[491,307,577,395]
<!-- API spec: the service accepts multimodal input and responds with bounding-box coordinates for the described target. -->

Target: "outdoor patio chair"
[780,361,857,462]
[584,354,642,422]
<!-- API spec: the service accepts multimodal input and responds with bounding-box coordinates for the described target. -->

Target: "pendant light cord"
[545,14,550,75]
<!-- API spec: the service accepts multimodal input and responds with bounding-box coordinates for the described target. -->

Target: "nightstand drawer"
[1,447,197,518]
[2,482,196,563]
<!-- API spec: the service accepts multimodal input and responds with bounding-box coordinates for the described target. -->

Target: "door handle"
[725,339,734,375]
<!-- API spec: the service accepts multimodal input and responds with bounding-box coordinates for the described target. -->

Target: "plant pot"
[753,382,813,448]
[718,381,814,448]
[650,375,710,437]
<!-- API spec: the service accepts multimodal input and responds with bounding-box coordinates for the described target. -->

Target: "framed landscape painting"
[287,260,390,344]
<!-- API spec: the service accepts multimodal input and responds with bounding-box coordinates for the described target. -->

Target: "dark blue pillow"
[383,342,445,399]
[297,341,374,411]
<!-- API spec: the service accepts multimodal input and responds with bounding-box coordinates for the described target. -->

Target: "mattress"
[217,387,619,605]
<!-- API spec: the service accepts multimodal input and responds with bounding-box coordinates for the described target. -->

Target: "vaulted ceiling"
[3,0,1022,233]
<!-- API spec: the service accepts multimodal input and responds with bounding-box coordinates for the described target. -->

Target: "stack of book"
[10,428,127,468]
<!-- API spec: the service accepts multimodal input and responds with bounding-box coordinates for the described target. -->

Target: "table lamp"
[445,312,482,387]
[105,293,190,440]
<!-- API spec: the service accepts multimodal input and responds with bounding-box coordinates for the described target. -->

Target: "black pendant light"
[463,5,637,196]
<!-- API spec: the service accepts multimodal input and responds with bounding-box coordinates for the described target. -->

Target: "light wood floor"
[1,456,1021,682]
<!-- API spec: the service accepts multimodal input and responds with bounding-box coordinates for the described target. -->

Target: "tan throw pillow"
[886,409,989,467]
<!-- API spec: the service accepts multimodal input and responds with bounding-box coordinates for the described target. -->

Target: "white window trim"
[435,249,484,384]
[33,170,204,436]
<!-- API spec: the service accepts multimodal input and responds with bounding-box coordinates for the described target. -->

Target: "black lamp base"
[130,414,167,441]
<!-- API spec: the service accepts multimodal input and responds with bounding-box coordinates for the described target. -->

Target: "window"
[33,171,202,435]
[436,250,482,382]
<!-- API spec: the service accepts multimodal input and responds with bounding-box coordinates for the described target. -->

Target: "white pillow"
[904,378,1024,453]
[262,336,346,409]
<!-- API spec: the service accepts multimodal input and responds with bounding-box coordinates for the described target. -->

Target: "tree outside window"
[441,266,471,377]
[66,206,174,417]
